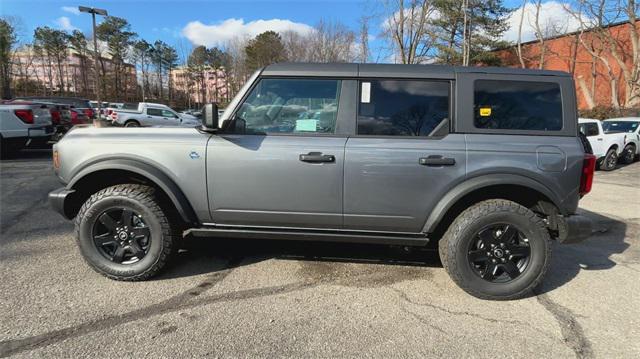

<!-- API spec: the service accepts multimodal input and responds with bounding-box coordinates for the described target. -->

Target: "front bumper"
[556,214,592,244]
[48,187,75,219]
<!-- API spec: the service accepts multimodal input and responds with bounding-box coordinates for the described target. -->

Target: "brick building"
[170,66,230,107]
[495,20,639,110]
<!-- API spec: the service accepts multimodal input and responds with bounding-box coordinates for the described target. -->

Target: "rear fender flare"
[422,174,564,233]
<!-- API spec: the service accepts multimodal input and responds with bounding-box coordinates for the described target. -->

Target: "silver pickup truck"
[49,63,595,300]
[108,102,200,127]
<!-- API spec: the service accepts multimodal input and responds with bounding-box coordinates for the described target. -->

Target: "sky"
[2,0,587,62]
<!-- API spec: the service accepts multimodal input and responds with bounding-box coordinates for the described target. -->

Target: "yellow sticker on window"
[479,107,492,117]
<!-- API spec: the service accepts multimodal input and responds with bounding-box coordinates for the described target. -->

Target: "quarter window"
[474,80,562,131]
[357,80,450,136]
[233,78,341,134]
[579,123,599,137]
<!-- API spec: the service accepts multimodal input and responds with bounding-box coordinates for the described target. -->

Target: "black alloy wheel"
[622,145,636,164]
[92,208,151,264]
[467,224,531,283]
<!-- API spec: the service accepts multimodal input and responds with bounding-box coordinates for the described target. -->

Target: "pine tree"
[432,0,511,66]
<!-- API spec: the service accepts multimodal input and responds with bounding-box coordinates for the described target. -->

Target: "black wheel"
[75,184,179,281]
[600,148,618,171]
[621,145,636,165]
[124,120,140,127]
[439,199,551,300]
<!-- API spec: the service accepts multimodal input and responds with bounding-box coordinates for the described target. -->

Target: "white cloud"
[182,18,313,47]
[61,6,80,16]
[503,1,587,43]
[55,16,78,31]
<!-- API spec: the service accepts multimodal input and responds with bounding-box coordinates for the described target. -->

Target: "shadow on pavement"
[158,209,630,296]
[0,148,52,161]
[537,209,630,294]
[157,236,441,281]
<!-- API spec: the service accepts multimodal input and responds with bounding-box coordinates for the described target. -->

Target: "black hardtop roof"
[261,62,570,79]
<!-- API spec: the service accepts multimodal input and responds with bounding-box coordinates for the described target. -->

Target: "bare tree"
[516,0,528,68]
[382,0,436,64]
[307,20,356,62]
[359,16,370,63]
[565,0,640,108]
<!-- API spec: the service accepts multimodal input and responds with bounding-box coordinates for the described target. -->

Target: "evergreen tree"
[432,0,511,66]
[245,31,286,71]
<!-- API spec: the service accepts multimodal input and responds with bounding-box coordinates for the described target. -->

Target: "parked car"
[578,118,627,170]
[49,63,595,300]
[1,101,54,156]
[602,117,640,164]
[18,97,95,120]
[109,102,200,127]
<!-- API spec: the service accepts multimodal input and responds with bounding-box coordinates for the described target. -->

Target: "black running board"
[184,226,429,246]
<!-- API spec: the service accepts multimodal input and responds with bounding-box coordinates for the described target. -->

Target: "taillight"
[579,154,597,196]
[70,110,79,124]
[50,109,61,124]
[107,109,113,115]
[14,109,34,124]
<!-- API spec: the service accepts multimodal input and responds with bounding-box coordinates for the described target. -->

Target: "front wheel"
[621,145,636,164]
[75,184,179,281]
[439,199,551,300]
[124,120,140,127]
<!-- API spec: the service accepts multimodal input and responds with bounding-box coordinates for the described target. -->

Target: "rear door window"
[357,80,450,137]
[147,108,163,116]
[474,80,562,131]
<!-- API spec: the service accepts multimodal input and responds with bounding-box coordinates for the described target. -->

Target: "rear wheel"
[439,199,551,300]
[75,184,179,281]
[600,148,618,171]
[124,120,140,127]
[621,145,636,164]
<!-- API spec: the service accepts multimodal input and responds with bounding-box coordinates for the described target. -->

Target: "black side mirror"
[201,103,219,131]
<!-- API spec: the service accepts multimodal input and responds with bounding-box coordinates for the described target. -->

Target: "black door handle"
[299,152,335,163]
[419,155,456,166]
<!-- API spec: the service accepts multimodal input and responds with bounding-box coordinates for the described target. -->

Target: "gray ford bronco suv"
[49,63,596,300]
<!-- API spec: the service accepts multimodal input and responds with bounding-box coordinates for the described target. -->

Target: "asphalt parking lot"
[1,149,639,358]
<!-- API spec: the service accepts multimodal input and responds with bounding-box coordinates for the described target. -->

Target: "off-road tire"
[75,184,179,281]
[124,120,140,127]
[438,199,551,300]
[600,148,618,171]
[621,144,636,165]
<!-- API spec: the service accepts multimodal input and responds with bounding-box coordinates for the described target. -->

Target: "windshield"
[603,121,639,133]
[220,70,261,122]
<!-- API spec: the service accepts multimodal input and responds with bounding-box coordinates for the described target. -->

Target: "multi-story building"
[11,47,137,101]
[170,66,230,107]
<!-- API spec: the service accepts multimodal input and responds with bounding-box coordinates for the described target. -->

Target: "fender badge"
[189,151,200,159]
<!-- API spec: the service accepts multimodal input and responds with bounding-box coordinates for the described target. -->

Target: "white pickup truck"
[603,117,640,164]
[108,102,200,128]
[578,118,627,170]
[0,101,54,157]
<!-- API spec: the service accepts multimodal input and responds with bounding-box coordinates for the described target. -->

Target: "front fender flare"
[67,158,198,224]
[422,174,564,234]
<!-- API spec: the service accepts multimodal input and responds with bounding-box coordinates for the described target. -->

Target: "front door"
[207,77,347,228]
[343,79,466,233]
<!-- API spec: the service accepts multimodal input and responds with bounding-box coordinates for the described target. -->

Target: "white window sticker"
[361,82,371,103]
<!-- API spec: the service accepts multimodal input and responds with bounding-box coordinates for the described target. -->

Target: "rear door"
[343,79,466,233]
[207,77,349,228]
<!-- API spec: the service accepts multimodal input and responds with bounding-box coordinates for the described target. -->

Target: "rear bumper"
[48,187,75,219]
[556,214,592,244]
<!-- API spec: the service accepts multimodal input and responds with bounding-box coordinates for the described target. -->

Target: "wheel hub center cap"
[118,231,128,240]
[493,248,504,258]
